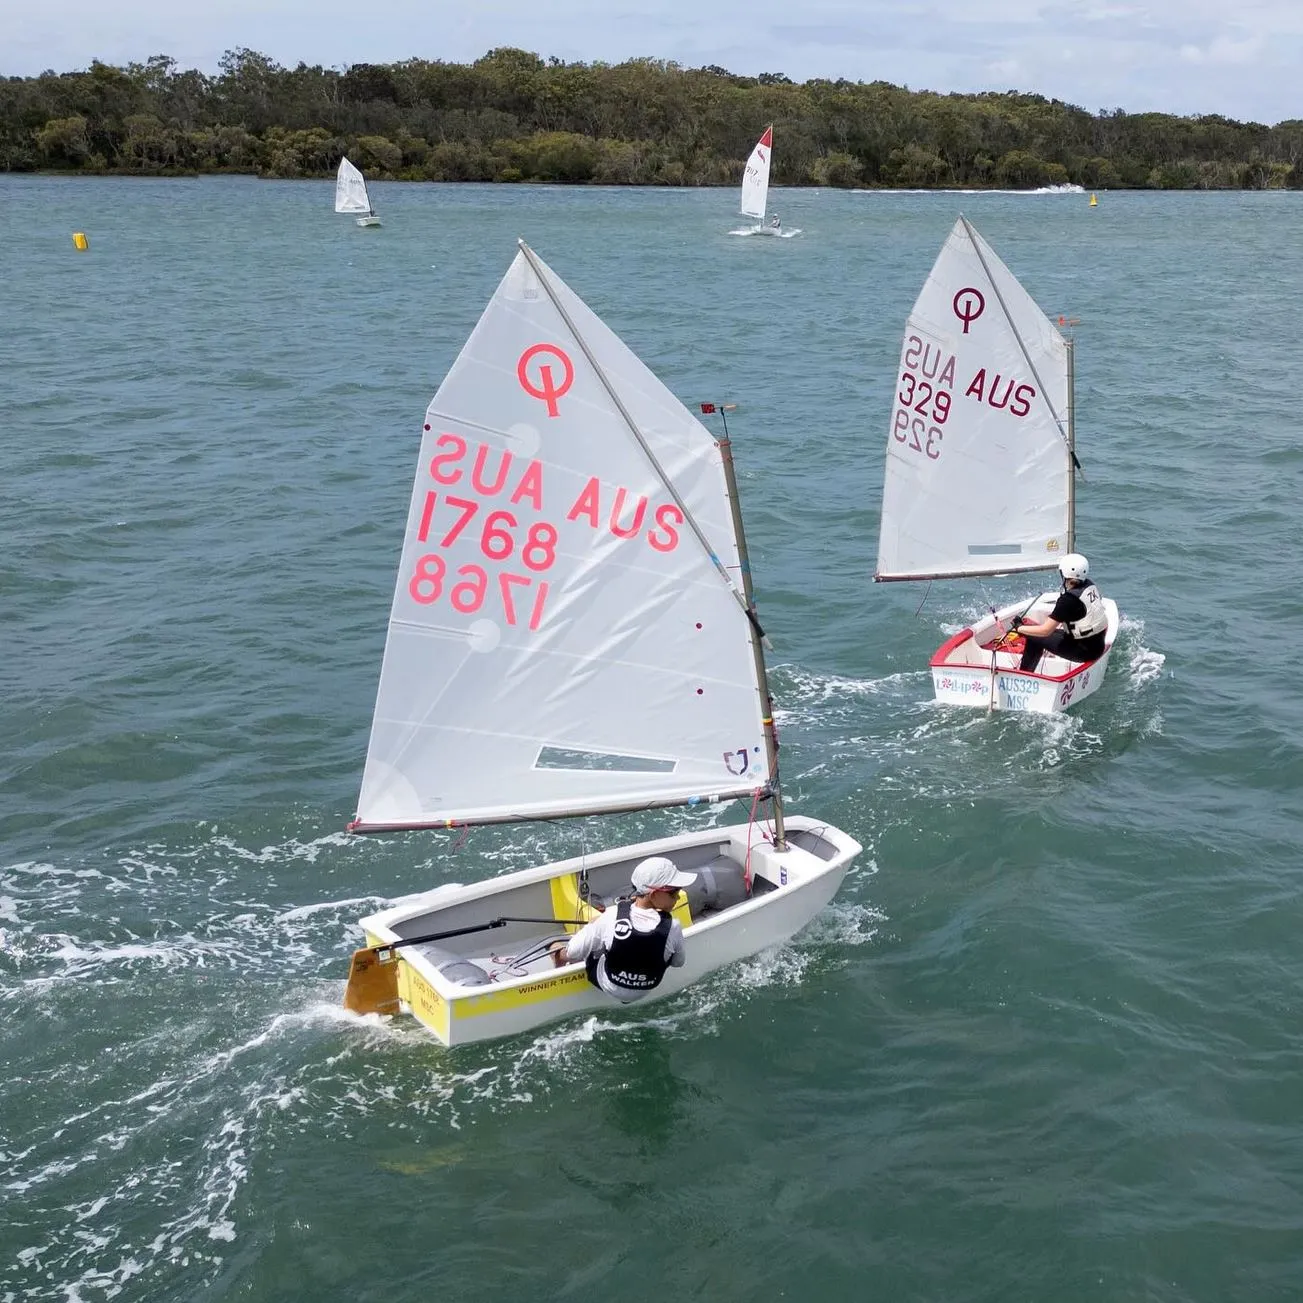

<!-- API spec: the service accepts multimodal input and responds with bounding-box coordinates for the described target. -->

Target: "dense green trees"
[2,47,1299,189]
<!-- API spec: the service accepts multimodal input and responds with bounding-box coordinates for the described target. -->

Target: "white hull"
[355,214,382,227]
[356,815,860,1046]
[929,594,1120,713]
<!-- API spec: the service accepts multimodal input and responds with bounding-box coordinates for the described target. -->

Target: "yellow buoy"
[1089,193,1098,207]
[72,232,89,250]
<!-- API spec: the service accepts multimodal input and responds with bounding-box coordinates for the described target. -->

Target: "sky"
[3,0,1301,125]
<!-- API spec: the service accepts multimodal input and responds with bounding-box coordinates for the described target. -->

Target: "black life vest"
[586,900,673,994]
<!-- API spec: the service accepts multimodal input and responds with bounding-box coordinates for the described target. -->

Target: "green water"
[3,176,1302,1301]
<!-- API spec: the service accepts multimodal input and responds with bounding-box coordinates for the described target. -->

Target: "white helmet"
[1058,552,1090,582]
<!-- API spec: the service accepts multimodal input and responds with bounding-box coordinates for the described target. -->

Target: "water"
[2,176,1301,1301]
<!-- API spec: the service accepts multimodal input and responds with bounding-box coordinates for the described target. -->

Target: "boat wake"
[1120,613,1166,689]
[773,663,921,717]
[500,892,885,1064]
[0,839,883,1302]
[728,226,802,238]
[853,184,1085,196]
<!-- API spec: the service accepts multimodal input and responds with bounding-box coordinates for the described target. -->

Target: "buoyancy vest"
[1065,581,1108,640]
[586,900,674,994]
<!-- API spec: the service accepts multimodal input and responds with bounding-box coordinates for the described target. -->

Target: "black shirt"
[1050,587,1106,659]
[1050,589,1086,626]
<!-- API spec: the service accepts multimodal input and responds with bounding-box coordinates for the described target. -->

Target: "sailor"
[770,214,781,230]
[1013,552,1109,673]
[550,857,695,1002]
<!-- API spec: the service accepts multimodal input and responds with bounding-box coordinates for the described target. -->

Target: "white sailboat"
[335,156,381,228]
[874,215,1118,714]
[737,126,787,236]
[342,241,861,1045]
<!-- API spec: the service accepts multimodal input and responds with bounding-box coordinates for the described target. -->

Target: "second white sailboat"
[875,216,1118,714]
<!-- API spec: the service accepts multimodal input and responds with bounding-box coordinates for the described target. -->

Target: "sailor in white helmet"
[548,857,695,1003]
[1012,553,1109,673]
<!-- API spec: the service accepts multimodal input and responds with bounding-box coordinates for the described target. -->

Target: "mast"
[1065,333,1076,554]
[707,403,787,852]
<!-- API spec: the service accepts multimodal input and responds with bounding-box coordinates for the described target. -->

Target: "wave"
[727,225,803,238]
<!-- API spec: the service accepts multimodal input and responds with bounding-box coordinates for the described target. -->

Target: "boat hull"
[354,815,860,1046]
[929,594,1120,714]
[355,214,382,227]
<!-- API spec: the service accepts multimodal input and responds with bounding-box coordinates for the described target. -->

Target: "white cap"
[630,856,697,893]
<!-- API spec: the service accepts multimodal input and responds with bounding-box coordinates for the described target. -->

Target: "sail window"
[535,747,677,774]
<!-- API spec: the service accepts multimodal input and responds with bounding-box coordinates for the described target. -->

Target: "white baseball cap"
[630,856,697,893]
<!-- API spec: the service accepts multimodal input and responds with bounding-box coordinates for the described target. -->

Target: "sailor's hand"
[1010,615,1023,631]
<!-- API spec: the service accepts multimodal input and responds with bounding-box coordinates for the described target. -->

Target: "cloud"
[1179,34,1266,65]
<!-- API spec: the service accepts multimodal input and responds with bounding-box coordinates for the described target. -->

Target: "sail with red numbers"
[353,242,769,831]
[875,214,1074,583]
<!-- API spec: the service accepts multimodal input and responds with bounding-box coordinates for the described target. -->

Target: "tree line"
[3,47,1302,189]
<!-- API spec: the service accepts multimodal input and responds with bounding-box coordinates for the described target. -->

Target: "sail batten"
[355,245,768,830]
[875,216,1073,583]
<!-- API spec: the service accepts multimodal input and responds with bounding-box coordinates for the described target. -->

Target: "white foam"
[273,894,389,923]
[854,184,1085,195]
[778,664,914,705]
[203,830,353,865]
[727,226,802,238]
[2,862,105,881]
[72,1196,110,1223]
[49,939,183,967]
[1119,616,1166,688]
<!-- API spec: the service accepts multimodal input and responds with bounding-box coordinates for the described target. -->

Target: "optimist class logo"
[952,288,985,334]
[517,343,574,417]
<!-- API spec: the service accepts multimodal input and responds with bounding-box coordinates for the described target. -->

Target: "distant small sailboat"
[336,157,381,228]
[738,127,785,237]
[874,215,1118,714]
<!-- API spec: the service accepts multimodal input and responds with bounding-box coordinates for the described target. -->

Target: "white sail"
[739,127,772,220]
[875,215,1072,582]
[335,157,373,214]
[354,243,768,830]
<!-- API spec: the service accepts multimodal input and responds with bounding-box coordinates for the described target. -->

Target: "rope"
[743,787,767,891]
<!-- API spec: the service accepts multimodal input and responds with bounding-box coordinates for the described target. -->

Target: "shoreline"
[5,170,1299,194]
